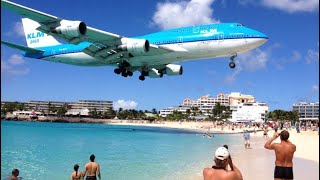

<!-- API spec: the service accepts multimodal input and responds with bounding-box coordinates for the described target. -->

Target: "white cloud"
[305,49,319,64]
[273,50,302,70]
[291,51,301,62]
[224,48,269,83]
[114,100,138,110]
[151,0,219,30]
[8,54,24,65]
[1,54,29,76]
[311,85,319,94]
[262,0,319,13]
[5,21,25,37]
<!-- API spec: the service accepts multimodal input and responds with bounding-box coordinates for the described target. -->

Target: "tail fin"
[21,18,61,48]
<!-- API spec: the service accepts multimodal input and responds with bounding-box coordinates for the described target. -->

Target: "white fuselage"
[42,38,267,67]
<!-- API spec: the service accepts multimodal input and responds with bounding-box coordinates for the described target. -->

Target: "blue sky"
[1,0,319,111]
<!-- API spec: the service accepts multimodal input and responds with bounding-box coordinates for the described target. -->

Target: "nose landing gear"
[229,54,237,68]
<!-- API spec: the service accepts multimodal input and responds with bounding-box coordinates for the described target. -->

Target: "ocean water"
[1,121,243,180]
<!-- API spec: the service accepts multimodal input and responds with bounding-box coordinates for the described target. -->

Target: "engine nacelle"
[165,64,183,76]
[118,38,150,55]
[148,68,162,78]
[54,20,87,37]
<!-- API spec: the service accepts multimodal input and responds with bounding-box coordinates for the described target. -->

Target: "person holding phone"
[203,146,243,180]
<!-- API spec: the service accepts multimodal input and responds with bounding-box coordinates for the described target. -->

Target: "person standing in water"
[83,154,101,180]
[10,169,19,180]
[71,164,83,180]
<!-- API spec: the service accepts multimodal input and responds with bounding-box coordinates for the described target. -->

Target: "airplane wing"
[1,0,173,64]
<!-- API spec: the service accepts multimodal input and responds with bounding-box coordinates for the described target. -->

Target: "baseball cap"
[215,147,230,160]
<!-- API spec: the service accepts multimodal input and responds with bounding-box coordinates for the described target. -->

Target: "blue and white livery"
[1,0,268,81]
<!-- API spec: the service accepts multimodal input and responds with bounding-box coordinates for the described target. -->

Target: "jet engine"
[54,20,87,37]
[118,38,150,55]
[165,64,183,76]
[148,68,162,78]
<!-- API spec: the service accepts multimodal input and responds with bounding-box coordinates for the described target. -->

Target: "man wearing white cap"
[203,146,243,180]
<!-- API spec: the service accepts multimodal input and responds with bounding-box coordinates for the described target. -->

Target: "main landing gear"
[139,71,148,81]
[114,61,133,77]
[229,55,237,68]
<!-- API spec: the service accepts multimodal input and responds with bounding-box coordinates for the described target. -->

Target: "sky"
[1,0,319,111]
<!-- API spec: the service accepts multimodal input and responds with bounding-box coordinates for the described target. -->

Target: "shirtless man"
[10,169,19,180]
[83,154,101,180]
[203,147,243,180]
[264,130,296,180]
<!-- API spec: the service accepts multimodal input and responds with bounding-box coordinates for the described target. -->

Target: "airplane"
[1,0,268,81]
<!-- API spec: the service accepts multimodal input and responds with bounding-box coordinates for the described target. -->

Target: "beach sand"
[230,129,319,180]
[110,121,319,180]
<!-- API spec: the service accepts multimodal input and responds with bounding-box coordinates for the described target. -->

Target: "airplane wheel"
[139,76,145,81]
[229,62,236,68]
[159,73,163,78]
[127,71,133,76]
[114,68,121,74]
[122,71,128,77]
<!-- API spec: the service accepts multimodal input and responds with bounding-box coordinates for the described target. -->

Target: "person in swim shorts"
[243,130,251,149]
[83,154,101,180]
[264,130,296,180]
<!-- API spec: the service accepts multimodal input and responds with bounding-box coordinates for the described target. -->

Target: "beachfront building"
[229,102,269,123]
[25,100,69,112]
[159,105,191,117]
[68,100,113,113]
[292,102,319,121]
[3,100,113,116]
[160,92,257,118]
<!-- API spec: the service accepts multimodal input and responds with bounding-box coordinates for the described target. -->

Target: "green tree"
[152,108,158,114]
[89,108,98,118]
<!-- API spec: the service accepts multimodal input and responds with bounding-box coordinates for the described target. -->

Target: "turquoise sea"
[1,121,243,180]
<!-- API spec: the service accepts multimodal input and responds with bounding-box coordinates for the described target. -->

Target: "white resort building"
[228,102,269,123]
[160,92,267,123]
[292,102,319,121]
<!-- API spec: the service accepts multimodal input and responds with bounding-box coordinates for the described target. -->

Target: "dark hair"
[74,164,79,176]
[90,154,95,162]
[12,169,19,175]
[280,130,289,141]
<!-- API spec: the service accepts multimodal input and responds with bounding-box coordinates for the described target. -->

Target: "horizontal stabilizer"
[1,40,44,53]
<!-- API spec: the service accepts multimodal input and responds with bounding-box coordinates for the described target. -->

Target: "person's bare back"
[85,162,99,177]
[264,130,296,180]
[203,168,242,180]
[83,154,101,180]
[273,141,296,167]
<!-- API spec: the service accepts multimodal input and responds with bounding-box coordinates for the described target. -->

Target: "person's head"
[214,147,230,168]
[12,169,19,177]
[280,130,289,141]
[74,164,79,176]
[90,154,95,162]
[74,164,79,171]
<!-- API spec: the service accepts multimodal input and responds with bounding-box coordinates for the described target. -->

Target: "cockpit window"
[236,24,243,26]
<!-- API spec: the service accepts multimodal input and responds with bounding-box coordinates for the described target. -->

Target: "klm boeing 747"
[1,0,268,81]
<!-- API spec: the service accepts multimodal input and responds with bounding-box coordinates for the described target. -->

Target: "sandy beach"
[110,121,319,180]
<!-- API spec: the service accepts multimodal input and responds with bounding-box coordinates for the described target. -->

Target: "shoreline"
[2,118,261,134]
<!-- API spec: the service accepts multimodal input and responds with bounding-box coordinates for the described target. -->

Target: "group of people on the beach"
[203,129,296,180]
